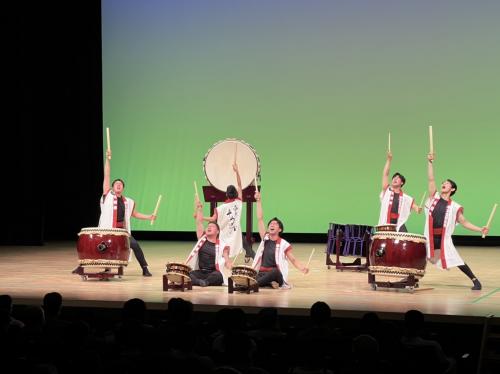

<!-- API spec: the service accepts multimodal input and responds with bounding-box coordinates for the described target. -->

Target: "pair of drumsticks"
[229,247,315,276]
[106,127,163,225]
[387,126,497,237]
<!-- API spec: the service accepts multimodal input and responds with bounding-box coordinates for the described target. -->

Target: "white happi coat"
[378,188,414,231]
[98,192,135,234]
[216,198,243,257]
[185,236,230,285]
[424,193,465,269]
[252,234,292,284]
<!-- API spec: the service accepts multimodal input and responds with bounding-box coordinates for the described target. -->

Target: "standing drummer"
[204,162,255,262]
[378,151,421,232]
[73,150,155,276]
[252,191,308,289]
[187,199,232,287]
[424,153,488,290]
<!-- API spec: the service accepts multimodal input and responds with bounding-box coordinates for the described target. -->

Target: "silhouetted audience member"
[340,334,394,374]
[42,292,70,352]
[401,310,456,374]
[293,302,346,373]
[359,311,400,362]
[212,308,257,368]
[114,298,155,355]
[0,294,24,328]
[248,307,286,341]
[248,308,287,372]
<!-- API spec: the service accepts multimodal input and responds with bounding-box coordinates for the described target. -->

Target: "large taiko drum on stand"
[76,227,130,280]
[368,230,427,292]
[228,265,259,294]
[203,139,260,191]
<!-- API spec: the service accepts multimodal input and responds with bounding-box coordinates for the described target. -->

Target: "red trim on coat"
[112,195,118,228]
[386,189,403,224]
[224,198,241,203]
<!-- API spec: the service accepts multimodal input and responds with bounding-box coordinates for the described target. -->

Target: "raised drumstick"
[150,194,162,225]
[388,132,391,153]
[106,127,111,150]
[482,203,497,238]
[419,191,427,209]
[429,125,434,154]
[106,127,111,159]
[234,143,238,164]
[194,181,200,201]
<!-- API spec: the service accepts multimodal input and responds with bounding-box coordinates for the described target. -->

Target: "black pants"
[432,235,479,283]
[130,236,148,268]
[257,268,284,287]
[190,269,223,286]
[242,234,255,258]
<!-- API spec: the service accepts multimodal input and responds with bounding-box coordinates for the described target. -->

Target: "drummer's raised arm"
[427,153,437,197]
[195,200,205,239]
[233,162,243,200]
[255,191,266,240]
[203,210,217,222]
[381,151,392,192]
[103,149,112,195]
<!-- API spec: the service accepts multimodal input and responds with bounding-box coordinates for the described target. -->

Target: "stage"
[1,241,499,322]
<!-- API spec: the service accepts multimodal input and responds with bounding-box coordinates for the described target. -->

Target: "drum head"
[231,275,258,287]
[78,227,129,236]
[204,139,260,191]
[375,224,397,232]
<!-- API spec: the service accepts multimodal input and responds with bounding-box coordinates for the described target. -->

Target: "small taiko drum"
[77,227,130,268]
[374,224,397,232]
[369,231,427,278]
[230,265,258,287]
[165,262,192,284]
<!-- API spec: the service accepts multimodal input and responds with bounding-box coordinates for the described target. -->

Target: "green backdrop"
[102,0,500,235]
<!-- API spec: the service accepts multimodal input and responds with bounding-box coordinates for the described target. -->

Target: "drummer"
[186,199,232,287]
[73,150,155,276]
[424,153,488,290]
[378,151,422,232]
[204,162,255,262]
[252,191,308,289]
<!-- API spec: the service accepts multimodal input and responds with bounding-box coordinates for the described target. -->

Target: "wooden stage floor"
[1,241,499,321]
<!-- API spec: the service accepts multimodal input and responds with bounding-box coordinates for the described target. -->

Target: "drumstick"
[482,203,497,239]
[429,125,434,154]
[388,132,391,153]
[106,127,111,152]
[234,143,238,164]
[150,194,162,225]
[419,191,427,209]
[232,250,241,265]
[254,175,259,193]
[194,181,199,201]
[305,248,315,273]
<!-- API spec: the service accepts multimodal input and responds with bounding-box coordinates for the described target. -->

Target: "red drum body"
[77,227,130,268]
[369,231,427,278]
